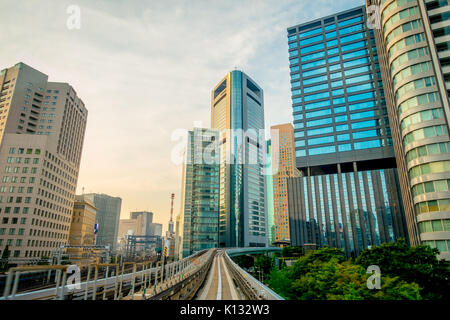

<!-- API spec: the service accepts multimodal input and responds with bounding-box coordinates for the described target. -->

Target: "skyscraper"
[179,128,220,257]
[0,62,87,260]
[271,124,300,244]
[286,6,408,257]
[211,70,268,248]
[130,211,154,236]
[366,0,450,260]
[84,193,122,251]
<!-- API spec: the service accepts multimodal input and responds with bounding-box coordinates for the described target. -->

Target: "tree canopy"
[265,240,449,300]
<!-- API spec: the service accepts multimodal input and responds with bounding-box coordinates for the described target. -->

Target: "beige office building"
[367,0,450,260]
[271,124,300,243]
[67,195,97,264]
[117,215,144,245]
[0,62,87,260]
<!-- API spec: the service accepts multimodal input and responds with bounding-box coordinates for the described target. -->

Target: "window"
[305,109,331,119]
[309,145,336,155]
[338,16,363,28]
[353,129,379,139]
[300,34,323,46]
[300,43,324,54]
[308,136,334,146]
[354,139,382,150]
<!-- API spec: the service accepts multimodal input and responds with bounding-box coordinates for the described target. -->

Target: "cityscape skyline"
[0,0,449,304]
[0,0,364,232]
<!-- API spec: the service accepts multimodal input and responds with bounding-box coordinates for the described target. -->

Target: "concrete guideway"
[196,250,241,300]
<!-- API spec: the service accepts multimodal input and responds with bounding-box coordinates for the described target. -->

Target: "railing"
[224,247,284,300]
[0,249,210,300]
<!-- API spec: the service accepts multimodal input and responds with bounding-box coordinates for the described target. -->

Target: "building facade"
[266,140,275,245]
[84,193,122,251]
[180,128,220,258]
[271,124,300,244]
[366,0,450,260]
[130,211,154,236]
[286,6,408,257]
[67,195,97,264]
[211,70,268,248]
[0,62,87,259]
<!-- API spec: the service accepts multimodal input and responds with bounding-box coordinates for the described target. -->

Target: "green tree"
[355,239,450,300]
[281,246,303,257]
[290,246,346,279]
[254,254,272,279]
[232,255,254,270]
[268,256,421,300]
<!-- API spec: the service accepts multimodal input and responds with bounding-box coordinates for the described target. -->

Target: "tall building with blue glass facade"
[286,6,409,257]
[211,70,267,248]
[179,128,220,258]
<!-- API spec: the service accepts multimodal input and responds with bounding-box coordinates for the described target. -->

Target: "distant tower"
[168,193,175,235]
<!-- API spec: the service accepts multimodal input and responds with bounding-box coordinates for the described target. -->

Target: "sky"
[0,0,363,231]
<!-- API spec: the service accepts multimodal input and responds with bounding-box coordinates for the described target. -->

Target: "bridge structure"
[0,247,284,301]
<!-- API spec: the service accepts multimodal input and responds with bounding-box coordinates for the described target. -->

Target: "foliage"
[281,246,303,258]
[355,238,450,300]
[267,249,422,300]
[254,254,272,277]
[232,255,254,270]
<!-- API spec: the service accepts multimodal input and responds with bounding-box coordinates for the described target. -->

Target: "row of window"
[391,46,428,75]
[8,147,40,155]
[406,141,450,163]
[381,0,416,23]
[389,33,425,58]
[409,160,450,180]
[289,16,364,41]
[401,108,443,131]
[384,6,419,33]
[396,76,435,102]
[415,198,450,214]
[393,61,432,86]
[412,179,450,197]
[386,19,421,46]
[403,125,447,147]
[399,92,439,116]
[423,240,450,253]
[296,138,387,157]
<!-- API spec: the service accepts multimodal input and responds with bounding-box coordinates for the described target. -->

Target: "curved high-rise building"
[367,0,450,260]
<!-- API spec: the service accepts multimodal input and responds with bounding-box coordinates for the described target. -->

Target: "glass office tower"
[286,6,408,257]
[179,128,220,258]
[366,0,450,260]
[211,70,267,248]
